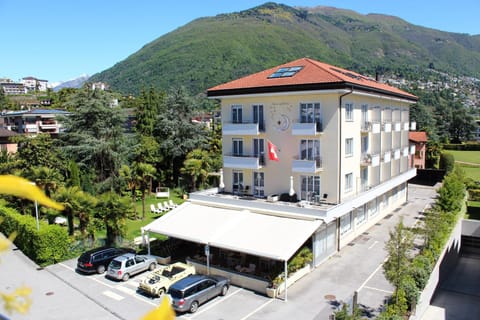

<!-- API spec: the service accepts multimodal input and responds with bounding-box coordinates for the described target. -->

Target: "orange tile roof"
[207,57,417,101]
[409,131,428,142]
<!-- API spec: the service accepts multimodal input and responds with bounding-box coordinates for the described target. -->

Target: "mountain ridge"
[89,2,480,96]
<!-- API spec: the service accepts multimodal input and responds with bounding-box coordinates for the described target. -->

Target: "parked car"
[106,253,157,281]
[76,247,135,274]
[138,262,195,297]
[167,274,230,313]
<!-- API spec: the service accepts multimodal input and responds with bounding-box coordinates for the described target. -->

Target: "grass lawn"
[124,190,186,240]
[447,150,480,164]
[466,201,480,220]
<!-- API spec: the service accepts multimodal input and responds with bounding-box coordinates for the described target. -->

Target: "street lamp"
[30,182,40,231]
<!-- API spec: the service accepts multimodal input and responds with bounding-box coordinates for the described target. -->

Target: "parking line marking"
[116,285,137,295]
[363,286,393,294]
[239,299,275,320]
[368,241,378,250]
[357,258,387,292]
[189,287,244,318]
[59,262,75,272]
[103,290,124,301]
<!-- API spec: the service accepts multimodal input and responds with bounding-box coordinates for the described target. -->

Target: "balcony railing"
[291,121,323,136]
[292,156,322,173]
[223,120,265,135]
[361,153,380,167]
[223,153,264,169]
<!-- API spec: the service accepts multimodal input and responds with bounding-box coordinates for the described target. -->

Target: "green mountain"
[89,2,480,96]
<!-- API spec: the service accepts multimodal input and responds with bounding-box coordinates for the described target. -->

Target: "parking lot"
[1,183,438,319]
[48,258,277,320]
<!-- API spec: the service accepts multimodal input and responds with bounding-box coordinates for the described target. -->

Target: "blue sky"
[1,0,479,84]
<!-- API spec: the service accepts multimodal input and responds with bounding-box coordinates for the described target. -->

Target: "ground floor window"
[356,204,367,225]
[253,172,264,197]
[368,198,378,217]
[301,175,320,201]
[340,211,353,235]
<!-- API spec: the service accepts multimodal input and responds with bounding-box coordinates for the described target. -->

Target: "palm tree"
[96,192,132,246]
[76,191,97,239]
[119,164,139,219]
[54,186,82,236]
[134,162,156,220]
[29,166,63,198]
[181,149,211,191]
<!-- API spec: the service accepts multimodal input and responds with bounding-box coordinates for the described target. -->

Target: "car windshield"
[109,260,122,269]
[168,288,183,299]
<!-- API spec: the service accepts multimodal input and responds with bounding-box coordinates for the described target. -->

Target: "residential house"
[409,131,428,169]
[21,77,48,92]
[142,58,418,296]
[0,127,18,153]
[1,109,70,135]
[1,81,26,95]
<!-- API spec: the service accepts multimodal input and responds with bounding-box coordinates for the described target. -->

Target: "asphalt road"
[0,183,438,320]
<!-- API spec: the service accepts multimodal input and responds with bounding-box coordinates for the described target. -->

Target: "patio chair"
[157,202,166,212]
[168,199,178,208]
[163,201,171,210]
[150,204,161,214]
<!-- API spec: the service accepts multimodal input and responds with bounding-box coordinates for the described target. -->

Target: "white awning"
[143,202,323,261]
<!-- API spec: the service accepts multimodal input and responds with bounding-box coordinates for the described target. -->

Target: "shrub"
[0,203,70,266]
[439,153,455,174]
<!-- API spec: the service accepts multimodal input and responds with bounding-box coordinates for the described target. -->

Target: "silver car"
[167,274,230,313]
[106,253,157,281]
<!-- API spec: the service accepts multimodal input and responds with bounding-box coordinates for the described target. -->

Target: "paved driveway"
[1,183,438,320]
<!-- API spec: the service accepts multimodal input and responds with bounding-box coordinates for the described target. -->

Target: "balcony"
[24,123,38,133]
[410,122,417,131]
[410,145,416,155]
[403,147,409,157]
[403,122,410,131]
[291,121,323,136]
[223,153,264,170]
[383,122,392,132]
[393,149,401,160]
[371,121,381,134]
[394,122,401,132]
[292,156,323,173]
[361,153,380,167]
[383,151,391,163]
[223,121,265,136]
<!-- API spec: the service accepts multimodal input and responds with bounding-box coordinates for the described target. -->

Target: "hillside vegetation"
[89,2,480,95]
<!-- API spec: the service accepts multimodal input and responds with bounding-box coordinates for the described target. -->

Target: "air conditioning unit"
[267,194,279,202]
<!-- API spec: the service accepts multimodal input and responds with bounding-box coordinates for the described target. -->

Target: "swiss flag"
[268,140,279,162]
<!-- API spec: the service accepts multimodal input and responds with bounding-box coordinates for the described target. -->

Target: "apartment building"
[1,109,70,135]
[21,77,48,92]
[142,58,418,295]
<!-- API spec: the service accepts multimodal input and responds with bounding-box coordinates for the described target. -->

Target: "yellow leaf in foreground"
[141,296,175,320]
[0,175,64,211]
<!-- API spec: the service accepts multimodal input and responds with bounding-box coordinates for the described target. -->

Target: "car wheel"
[156,288,165,297]
[220,285,229,296]
[189,301,199,313]
[149,263,156,271]
[96,265,106,274]
[122,273,130,281]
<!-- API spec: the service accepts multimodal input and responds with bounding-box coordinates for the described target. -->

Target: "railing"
[292,156,323,173]
[291,121,323,135]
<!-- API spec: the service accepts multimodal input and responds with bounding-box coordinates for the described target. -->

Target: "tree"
[383,219,414,305]
[95,192,132,246]
[449,106,476,143]
[76,191,98,239]
[11,134,63,171]
[119,164,139,219]
[61,87,127,186]
[134,162,156,220]
[154,87,209,186]
[27,166,63,198]
[54,186,83,236]
[135,87,163,136]
[181,149,211,191]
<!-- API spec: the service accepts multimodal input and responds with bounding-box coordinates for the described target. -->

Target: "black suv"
[77,247,135,274]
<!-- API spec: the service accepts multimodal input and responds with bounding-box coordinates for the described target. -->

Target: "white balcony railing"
[223,154,263,169]
[291,121,323,136]
[223,121,264,136]
[292,156,323,173]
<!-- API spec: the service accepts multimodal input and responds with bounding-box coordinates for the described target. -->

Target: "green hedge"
[0,204,70,266]
[443,143,480,151]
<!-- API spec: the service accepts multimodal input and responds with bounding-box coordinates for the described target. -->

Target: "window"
[301,175,320,201]
[345,173,353,192]
[253,172,264,197]
[268,66,303,78]
[340,211,352,235]
[300,102,322,130]
[232,105,242,123]
[345,138,353,157]
[233,171,243,194]
[356,205,366,225]
[253,139,265,165]
[345,103,354,121]
[361,136,368,154]
[253,104,264,131]
[232,139,243,156]
[300,139,320,163]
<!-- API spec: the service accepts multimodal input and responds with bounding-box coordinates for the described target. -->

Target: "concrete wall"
[462,219,480,237]
[410,218,463,320]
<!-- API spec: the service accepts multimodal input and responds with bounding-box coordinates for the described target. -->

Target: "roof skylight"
[268,66,303,79]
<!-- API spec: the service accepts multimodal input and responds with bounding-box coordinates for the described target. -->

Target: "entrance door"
[253,172,264,197]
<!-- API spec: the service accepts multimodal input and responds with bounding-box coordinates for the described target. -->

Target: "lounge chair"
[163,201,171,210]
[150,204,161,214]
[157,203,166,212]
[168,199,178,208]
